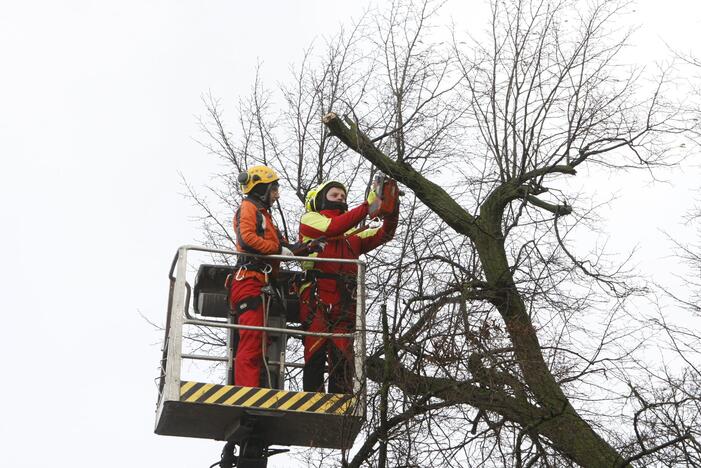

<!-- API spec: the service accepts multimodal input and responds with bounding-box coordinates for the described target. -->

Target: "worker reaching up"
[229,165,319,388]
[298,179,399,393]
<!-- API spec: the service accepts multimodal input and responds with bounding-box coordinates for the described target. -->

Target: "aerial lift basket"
[154,245,367,450]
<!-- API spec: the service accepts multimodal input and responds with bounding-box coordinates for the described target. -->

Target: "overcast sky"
[1,1,700,467]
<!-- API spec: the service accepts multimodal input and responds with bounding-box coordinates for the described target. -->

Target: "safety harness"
[299,270,357,331]
[233,196,284,274]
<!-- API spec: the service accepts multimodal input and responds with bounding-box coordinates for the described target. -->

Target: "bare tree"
[192,0,701,466]
[627,51,701,468]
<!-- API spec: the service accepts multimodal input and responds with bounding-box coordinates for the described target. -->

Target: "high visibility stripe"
[301,212,331,233]
[356,227,379,239]
[300,251,318,272]
[178,381,357,415]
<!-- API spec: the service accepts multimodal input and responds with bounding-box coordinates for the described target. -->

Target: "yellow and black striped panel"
[179,381,357,416]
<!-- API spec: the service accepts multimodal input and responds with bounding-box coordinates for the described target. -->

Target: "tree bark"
[323,112,628,467]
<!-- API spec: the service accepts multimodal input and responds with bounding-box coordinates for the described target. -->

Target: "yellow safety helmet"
[305,180,347,212]
[237,165,279,194]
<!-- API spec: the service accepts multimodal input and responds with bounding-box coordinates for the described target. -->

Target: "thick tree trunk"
[323,112,629,467]
[475,234,626,467]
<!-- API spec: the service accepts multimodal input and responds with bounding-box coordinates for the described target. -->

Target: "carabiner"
[235,266,247,281]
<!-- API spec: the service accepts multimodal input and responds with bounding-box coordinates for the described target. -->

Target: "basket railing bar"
[157,249,183,401]
[179,244,365,266]
[162,246,188,404]
[181,353,306,370]
[353,262,367,418]
[183,319,354,338]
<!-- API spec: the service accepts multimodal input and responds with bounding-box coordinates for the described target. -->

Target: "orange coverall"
[229,196,284,387]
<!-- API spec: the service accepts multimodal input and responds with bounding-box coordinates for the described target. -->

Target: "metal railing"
[156,245,367,416]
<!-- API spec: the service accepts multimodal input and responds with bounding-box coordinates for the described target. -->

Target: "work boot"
[328,345,353,394]
[303,348,326,392]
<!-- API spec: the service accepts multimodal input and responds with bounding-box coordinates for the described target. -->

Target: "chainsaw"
[368,174,401,220]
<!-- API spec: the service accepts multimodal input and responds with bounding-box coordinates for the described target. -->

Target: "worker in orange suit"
[298,180,399,393]
[229,165,320,388]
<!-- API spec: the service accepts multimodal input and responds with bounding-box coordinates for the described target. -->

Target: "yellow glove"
[367,189,378,206]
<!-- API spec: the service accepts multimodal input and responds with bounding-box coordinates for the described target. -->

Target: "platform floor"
[155,381,362,449]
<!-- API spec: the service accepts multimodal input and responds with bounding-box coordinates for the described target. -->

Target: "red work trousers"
[299,286,355,393]
[229,277,266,387]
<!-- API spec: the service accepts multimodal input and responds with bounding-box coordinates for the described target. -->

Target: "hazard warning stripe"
[327,394,354,413]
[281,391,314,410]
[224,387,257,406]
[180,382,206,401]
[257,390,287,409]
[180,382,197,398]
[179,381,357,415]
[204,385,234,404]
[297,393,324,412]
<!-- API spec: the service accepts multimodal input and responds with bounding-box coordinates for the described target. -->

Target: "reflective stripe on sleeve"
[356,227,380,239]
[300,212,332,233]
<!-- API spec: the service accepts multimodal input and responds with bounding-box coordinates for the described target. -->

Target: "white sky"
[0,1,699,467]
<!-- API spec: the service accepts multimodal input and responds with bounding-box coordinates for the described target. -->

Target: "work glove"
[307,236,327,253]
[280,246,294,257]
[366,189,378,206]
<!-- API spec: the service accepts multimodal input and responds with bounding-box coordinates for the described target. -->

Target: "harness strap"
[234,198,266,254]
[234,261,273,275]
[304,270,345,280]
[302,281,320,330]
[300,272,358,330]
[304,270,357,301]
[235,197,281,270]
[233,295,263,315]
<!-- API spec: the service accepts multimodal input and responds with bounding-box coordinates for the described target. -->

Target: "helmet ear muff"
[314,192,324,211]
[240,166,279,194]
[238,172,262,190]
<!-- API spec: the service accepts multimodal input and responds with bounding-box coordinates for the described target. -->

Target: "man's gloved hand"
[391,192,400,215]
[307,236,327,253]
[280,246,294,257]
[367,189,378,206]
